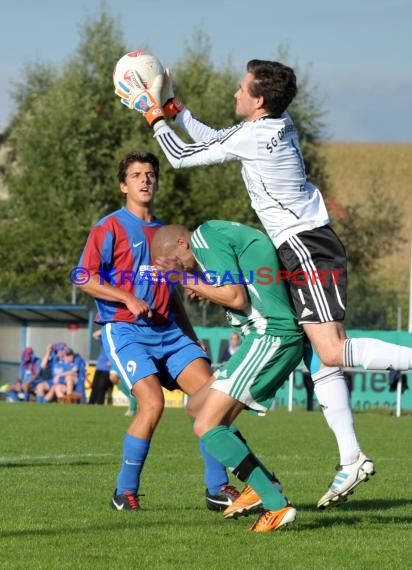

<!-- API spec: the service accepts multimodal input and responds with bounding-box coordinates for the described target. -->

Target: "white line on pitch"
[0,452,115,462]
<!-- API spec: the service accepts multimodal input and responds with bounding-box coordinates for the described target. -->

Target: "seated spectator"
[35,343,67,403]
[89,330,112,405]
[2,347,42,402]
[46,348,79,402]
[62,348,78,392]
[220,332,241,363]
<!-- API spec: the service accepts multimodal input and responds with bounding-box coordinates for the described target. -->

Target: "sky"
[1,0,411,142]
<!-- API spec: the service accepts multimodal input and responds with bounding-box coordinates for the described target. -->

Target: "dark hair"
[117,150,160,183]
[246,60,297,117]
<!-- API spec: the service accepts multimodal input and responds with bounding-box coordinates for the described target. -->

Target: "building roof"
[0,304,93,325]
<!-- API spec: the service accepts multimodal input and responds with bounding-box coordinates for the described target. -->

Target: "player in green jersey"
[152,220,304,533]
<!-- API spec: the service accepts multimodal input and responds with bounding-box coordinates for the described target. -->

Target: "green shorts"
[212,333,303,414]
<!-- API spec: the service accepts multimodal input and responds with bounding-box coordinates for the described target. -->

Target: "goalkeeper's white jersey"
[154,109,329,247]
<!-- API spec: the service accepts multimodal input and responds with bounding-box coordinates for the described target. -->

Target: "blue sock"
[6,390,20,402]
[36,395,45,403]
[199,438,228,495]
[117,433,150,495]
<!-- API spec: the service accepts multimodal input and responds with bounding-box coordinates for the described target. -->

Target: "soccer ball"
[113,50,164,91]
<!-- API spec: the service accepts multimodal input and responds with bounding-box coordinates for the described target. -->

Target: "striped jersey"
[155,110,329,247]
[18,357,41,382]
[190,220,302,337]
[79,207,174,325]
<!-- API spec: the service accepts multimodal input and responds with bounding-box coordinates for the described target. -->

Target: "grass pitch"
[0,403,411,569]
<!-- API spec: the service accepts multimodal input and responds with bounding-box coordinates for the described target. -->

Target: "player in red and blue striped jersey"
[77,150,242,512]
[79,204,169,326]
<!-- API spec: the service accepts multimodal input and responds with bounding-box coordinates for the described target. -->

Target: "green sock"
[229,424,274,480]
[247,468,287,510]
[202,426,287,511]
[202,425,246,466]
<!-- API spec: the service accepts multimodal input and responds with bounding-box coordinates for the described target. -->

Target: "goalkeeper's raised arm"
[155,68,247,168]
[114,66,244,169]
[154,112,244,169]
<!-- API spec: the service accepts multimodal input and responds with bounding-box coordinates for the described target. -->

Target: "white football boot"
[317,452,375,510]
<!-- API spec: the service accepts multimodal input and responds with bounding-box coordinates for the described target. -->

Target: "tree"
[333,173,404,328]
[0,9,135,302]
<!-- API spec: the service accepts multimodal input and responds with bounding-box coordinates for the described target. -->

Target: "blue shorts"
[101,321,209,393]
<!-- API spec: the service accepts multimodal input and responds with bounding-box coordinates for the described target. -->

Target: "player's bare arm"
[78,275,152,318]
[185,280,248,311]
[155,255,248,311]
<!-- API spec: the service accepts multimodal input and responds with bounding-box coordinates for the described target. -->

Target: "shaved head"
[151,224,192,260]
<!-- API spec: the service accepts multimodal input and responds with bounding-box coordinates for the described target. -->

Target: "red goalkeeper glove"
[161,68,185,120]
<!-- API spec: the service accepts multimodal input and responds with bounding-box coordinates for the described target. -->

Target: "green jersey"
[190,220,302,337]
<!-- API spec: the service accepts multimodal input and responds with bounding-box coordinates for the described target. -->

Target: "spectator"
[388,369,409,394]
[220,332,241,363]
[44,347,78,403]
[343,369,354,399]
[61,348,78,393]
[35,343,67,403]
[2,347,42,402]
[89,330,112,405]
[48,348,77,402]
[301,368,315,412]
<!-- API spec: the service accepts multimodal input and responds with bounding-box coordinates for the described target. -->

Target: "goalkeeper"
[115,60,412,510]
